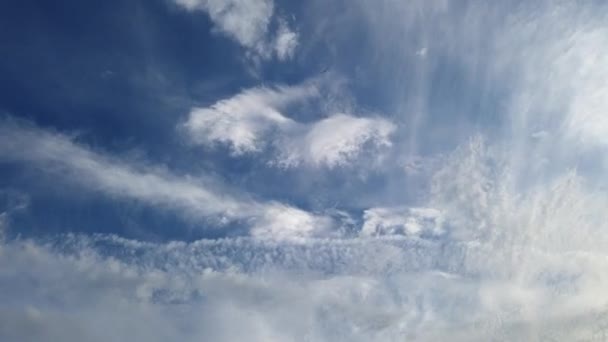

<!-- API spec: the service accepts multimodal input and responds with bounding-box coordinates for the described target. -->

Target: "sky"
[2,0,608,340]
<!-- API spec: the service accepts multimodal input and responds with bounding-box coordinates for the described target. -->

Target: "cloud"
[429,136,608,265]
[4,131,608,340]
[181,83,315,154]
[173,0,298,60]
[251,202,334,239]
[319,0,608,173]
[276,113,396,168]
[361,206,444,237]
[273,18,299,60]
[4,207,608,342]
[0,119,333,238]
[182,82,396,168]
[6,1,608,340]
[495,4,608,151]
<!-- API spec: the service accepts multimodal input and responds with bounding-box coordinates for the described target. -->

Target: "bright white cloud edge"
[182,82,397,168]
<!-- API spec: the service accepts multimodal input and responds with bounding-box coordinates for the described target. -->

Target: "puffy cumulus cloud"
[250,202,335,240]
[172,0,298,60]
[182,83,396,168]
[361,206,443,237]
[181,83,316,155]
[0,119,335,239]
[276,114,396,169]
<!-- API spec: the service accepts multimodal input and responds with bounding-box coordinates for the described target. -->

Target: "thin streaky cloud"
[0,119,334,238]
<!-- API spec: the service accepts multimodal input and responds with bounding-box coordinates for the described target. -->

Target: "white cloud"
[174,0,273,48]
[173,0,298,60]
[181,84,315,154]
[0,120,333,239]
[7,2,608,340]
[4,216,608,341]
[276,113,396,168]
[273,19,299,60]
[182,83,396,168]
[492,4,608,151]
[361,206,444,237]
[250,202,334,239]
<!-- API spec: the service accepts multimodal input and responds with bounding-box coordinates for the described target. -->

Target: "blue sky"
[2,0,608,340]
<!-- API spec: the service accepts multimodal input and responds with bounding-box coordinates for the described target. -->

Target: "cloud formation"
[4,125,608,340]
[496,3,608,151]
[361,206,444,237]
[4,0,608,340]
[182,82,396,168]
[173,0,298,60]
[0,119,334,238]
[181,83,315,154]
[5,174,608,342]
[276,113,396,168]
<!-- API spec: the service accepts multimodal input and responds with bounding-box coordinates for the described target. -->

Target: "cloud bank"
[5,139,608,341]
[4,128,608,340]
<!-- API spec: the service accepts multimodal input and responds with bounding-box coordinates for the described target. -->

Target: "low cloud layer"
[5,129,608,340]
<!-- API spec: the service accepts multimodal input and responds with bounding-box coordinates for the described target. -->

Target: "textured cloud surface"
[183,83,396,168]
[4,138,608,340]
[3,0,608,340]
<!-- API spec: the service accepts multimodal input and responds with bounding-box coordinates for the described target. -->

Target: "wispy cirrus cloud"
[172,0,298,60]
[181,82,396,168]
[0,119,334,238]
[495,3,608,154]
